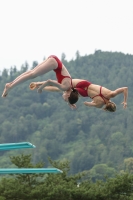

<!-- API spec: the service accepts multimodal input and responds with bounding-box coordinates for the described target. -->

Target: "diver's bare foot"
[2,83,11,97]
[29,82,40,90]
[29,82,36,90]
[29,82,42,90]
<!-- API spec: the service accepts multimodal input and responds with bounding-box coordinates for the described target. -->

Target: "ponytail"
[68,88,79,104]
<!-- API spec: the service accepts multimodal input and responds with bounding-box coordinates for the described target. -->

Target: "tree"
[124,157,133,173]
[61,53,66,62]
[32,61,38,69]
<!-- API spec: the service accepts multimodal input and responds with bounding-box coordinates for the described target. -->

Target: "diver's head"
[62,88,79,104]
[68,88,79,104]
[103,101,116,112]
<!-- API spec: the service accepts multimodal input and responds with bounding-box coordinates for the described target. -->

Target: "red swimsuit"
[92,86,109,103]
[75,81,109,103]
[48,55,71,84]
[75,81,92,97]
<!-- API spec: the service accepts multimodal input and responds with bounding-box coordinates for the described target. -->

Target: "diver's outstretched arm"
[110,87,128,108]
[84,101,102,108]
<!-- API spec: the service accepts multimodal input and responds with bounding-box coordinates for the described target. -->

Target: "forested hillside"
[0,50,133,179]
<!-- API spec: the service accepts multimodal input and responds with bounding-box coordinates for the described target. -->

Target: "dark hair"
[103,102,116,112]
[68,88,79,104]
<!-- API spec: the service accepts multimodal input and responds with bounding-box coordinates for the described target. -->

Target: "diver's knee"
[29,70,37,78]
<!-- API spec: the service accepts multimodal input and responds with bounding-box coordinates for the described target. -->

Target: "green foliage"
[0,154,133,199]
[89,163,116,181]
[124,158,133,173]
[0,51,133,178]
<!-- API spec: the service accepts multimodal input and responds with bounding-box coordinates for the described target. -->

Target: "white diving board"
[0,168,63,174]
[0,142,36,150]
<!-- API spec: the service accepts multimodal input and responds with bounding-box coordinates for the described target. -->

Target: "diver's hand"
[69,104,77,110]
[121,102,127,109]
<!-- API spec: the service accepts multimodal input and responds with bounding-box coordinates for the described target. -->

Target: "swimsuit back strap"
[92,86,108,104]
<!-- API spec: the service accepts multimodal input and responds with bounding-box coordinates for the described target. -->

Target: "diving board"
[0,142,36,150]
[0,168,63,174]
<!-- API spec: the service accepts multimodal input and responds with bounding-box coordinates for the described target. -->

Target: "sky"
[0,0,133,71]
